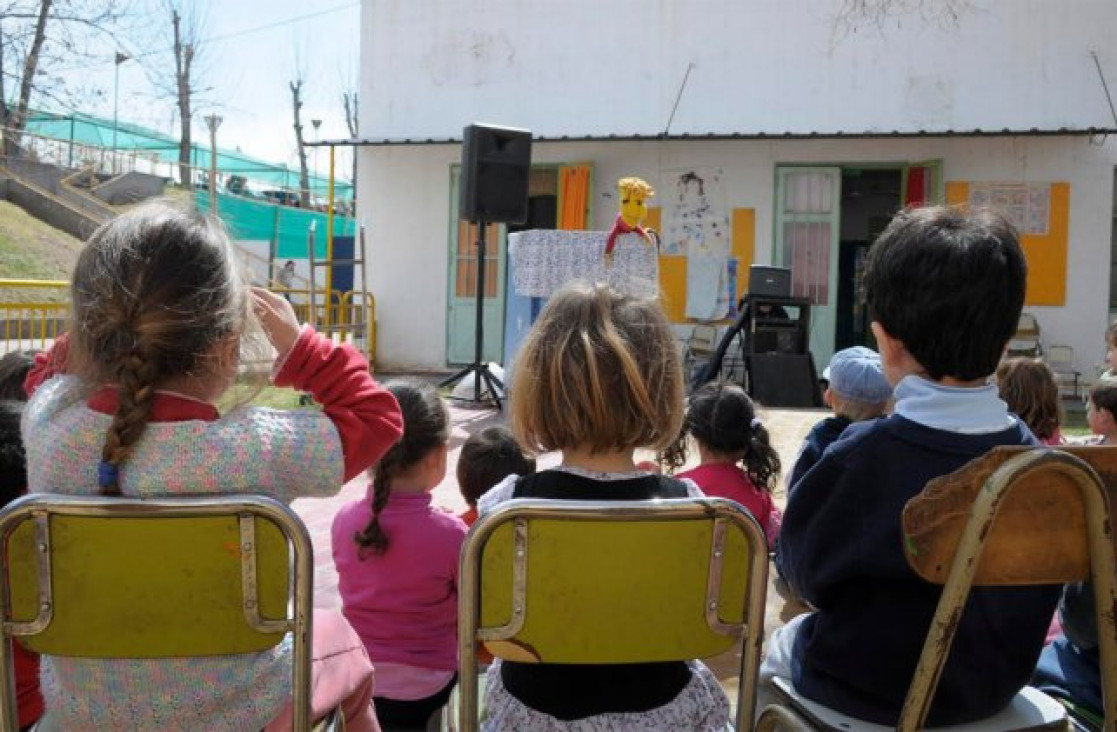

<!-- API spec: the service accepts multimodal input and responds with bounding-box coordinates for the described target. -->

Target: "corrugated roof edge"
[311,127,1117,147]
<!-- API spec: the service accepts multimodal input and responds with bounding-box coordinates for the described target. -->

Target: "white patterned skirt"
[481,659,731,731]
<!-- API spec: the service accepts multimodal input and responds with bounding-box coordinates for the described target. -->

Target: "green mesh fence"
[194,192,355,259]
[24,110,351,197]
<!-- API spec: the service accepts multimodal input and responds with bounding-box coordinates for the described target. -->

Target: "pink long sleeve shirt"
[332,490,467,673]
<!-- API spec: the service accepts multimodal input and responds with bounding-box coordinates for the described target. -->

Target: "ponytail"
[354,455,397,556]
[741,419,781,493]
[655,418,687,473]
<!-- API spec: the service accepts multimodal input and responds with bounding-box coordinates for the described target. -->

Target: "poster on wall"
[661,168,733,320]
[969,183,1051,235]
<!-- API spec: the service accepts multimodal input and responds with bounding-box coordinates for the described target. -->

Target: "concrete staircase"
[0,157,168,240]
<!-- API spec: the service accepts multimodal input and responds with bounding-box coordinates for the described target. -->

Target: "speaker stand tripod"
[439,219,505,410]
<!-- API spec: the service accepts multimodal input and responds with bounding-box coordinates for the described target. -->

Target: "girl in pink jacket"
[332,381,467,730]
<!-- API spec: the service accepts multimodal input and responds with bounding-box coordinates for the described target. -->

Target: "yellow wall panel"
[655,208,755,324]
[732,208,755,298]
[658,256,687,323]
[945,181,969,206]
[1020,182,1069,306]
[945,180,1068,306]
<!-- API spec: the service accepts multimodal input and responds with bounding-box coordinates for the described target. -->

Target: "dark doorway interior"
[508,168,558,233]
[837,168,902,350]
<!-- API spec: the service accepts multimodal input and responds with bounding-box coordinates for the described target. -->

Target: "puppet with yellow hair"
[605,176,655,263]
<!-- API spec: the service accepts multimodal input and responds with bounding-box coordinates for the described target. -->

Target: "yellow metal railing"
[0,279,69,353]
[0,279,376,367]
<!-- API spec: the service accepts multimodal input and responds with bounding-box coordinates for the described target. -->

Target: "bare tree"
[342,89,357,201]
[290,78,310,208]
[133,0,211,188]
[0,0,129,155]
[171,7,194,187]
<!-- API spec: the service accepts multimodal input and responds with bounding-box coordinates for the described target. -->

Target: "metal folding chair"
[457,497,770,731]
[757,448,1117,731]
[0,494,326,731]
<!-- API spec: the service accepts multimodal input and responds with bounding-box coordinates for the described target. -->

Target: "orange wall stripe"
[1021,182,1069,306]
[945,180,1068,306]
[731,208,755,298]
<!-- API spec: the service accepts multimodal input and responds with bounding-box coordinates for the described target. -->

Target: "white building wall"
[361,135,1117,374]
[359,0,1117,140]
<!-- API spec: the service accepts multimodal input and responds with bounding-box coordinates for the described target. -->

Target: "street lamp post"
[311,118,322,207]
[205,114,223,216]
[112,51,130,174]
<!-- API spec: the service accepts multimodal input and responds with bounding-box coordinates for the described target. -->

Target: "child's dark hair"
[995,357,1061,441]
[0,401,26,506]
[0,351,36,401]
[355,380,449,556]
[864,206,1026,381]
[457,425,536,506]
[1090,378,1117,419]
[69,202,249,496]
[661,381,781,492]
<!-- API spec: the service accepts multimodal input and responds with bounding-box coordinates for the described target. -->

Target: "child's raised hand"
[252,286,300,359]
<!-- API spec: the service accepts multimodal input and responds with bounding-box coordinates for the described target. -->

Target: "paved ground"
[291,391,825,692]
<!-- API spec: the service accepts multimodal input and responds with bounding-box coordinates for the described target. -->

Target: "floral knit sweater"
[21,328,403,731]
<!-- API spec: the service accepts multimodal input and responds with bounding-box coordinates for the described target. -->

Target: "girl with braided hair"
[22,200,403,731]
[331,380,466,731]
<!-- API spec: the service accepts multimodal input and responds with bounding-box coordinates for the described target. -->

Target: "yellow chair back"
[0,494,315,731]
[459,497,769,732]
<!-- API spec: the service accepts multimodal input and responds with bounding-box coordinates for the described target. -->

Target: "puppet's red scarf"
[604,214,648,256]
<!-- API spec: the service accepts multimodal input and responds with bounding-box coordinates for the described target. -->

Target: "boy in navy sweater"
[761,207,1060,726]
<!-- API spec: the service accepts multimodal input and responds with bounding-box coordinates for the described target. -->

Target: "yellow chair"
[756,448,1117,732]
[457,497,770,732]
[0,493,324,732]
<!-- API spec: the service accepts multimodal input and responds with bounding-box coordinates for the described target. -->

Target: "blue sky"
[79,0,360,175]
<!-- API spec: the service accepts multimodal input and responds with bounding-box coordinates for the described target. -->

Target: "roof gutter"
[310,127,1117,147]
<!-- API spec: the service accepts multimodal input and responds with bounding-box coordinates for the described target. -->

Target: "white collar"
[892,374,1015,434]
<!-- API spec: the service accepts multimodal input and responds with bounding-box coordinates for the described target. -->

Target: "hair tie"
[97,460,119,489]
[750,417,763,430]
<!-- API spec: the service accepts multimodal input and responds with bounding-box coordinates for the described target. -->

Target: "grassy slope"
[0,200,82,302]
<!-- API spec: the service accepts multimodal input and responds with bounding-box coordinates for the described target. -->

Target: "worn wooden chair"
[457,497,770,731]
[757,447,1117,732]
[0,493,337,732]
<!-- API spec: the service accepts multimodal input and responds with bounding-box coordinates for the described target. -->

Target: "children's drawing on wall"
[663,169,729,257]
[662,168,733,320]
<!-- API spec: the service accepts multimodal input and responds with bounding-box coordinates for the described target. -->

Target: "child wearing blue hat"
[788,346,892,491]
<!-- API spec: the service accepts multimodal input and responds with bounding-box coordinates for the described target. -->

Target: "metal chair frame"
[457,497,770,732]
[0,493,315,732]
[757,448,1117,732]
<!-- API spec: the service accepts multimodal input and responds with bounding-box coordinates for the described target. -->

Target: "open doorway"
[836,168,902,350]
[508,168,559,233]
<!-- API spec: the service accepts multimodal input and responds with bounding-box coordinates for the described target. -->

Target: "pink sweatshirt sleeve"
[274,327,403,481]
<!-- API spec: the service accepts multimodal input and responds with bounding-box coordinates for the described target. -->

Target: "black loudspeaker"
[460,124,532,224]
[748,354,821,408]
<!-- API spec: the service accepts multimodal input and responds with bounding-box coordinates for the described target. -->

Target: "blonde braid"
[98,350,158,496]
